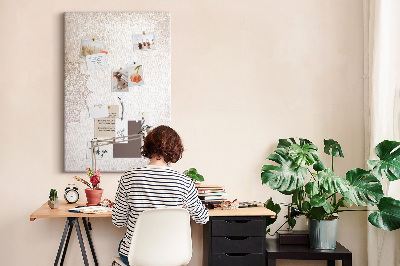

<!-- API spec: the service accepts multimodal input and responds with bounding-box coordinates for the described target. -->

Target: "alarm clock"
[64,184,79,204]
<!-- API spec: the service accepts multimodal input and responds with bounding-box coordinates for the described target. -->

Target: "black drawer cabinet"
[203,216,267,266]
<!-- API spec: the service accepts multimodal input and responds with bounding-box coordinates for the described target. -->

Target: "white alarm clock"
[64,184,79,204]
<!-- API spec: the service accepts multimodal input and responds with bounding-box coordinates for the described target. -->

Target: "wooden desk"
[204,207,275,266]
[266,238,352,266]
[30,201,109,266]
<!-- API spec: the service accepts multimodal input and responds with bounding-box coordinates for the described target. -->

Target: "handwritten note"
[86,53,108,70]
[115,119,128,143]
[94,118,115,138]
[86,139,111,160]
[108,105,119,118]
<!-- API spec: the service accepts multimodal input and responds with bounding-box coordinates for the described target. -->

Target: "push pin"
[92,38,95,41]
[143,31,145,35]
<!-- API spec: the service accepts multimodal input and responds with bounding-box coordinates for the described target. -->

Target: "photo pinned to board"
[111,68,129,92]
[80,39,106,57]
[133,32,155,51]
[127,63,144,86]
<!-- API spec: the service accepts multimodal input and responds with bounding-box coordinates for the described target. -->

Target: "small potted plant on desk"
[48,189,60,209]
[261,138,400,249]
[73,168,103,206]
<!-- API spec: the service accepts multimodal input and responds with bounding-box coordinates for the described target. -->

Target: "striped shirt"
[112,165,209,257]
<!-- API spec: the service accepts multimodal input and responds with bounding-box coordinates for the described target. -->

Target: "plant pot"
[308,218,338,249]
[85,188,103,206]
[48,199,60,209]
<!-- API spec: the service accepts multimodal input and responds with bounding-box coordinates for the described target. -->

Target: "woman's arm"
[112,175,129,227]
[182,181,209,224]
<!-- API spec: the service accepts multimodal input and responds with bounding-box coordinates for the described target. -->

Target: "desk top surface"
[30,201,274,221]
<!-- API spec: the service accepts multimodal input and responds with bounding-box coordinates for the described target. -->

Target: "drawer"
[212,218,265,236]
[211,253,264,266]
[212,236,264,253]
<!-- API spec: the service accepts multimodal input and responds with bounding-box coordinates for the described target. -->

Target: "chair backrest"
[128,208,192,266]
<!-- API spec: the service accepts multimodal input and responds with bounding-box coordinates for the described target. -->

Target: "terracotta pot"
[85,188,103,206]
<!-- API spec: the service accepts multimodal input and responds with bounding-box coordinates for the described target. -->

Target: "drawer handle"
[225,253,250,257]
[225,236,249,241]
[224,220,250,224]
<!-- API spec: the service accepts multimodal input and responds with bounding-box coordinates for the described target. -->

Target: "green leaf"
[308,207,326,221]
[310,195,332,213]
[344,168,383,206]
[302,201,311,212]
[367,140,400,181]
[368,197,400,231]
[288,143,319,168]
[305,181,319,197]
[288,218,296,229]
[277,139,292,148]
[261,148,307,192]
[324,139,344,158]
[318,169,349,195]
[313,160,326,172]
[264,198,281,227]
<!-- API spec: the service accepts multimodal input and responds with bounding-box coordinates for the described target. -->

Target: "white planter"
[48,199,60,209]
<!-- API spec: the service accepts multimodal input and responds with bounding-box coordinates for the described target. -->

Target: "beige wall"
[0,0,367,265]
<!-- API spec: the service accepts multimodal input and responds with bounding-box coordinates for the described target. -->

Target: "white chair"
[112,208,192,266]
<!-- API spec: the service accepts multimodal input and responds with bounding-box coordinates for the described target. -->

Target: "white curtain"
[366,0,400,265]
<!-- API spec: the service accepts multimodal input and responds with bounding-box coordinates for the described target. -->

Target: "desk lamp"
[90,133,144,172]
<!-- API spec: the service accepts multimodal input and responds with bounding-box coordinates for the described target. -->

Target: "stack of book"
[195,184,227,205]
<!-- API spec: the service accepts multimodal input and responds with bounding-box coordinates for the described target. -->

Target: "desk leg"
[83,217,98,266]
[60,220,73,266]
[267,259,276,266]
[327,260,335,266]
[54,219,71,266]
[71,218,89,266]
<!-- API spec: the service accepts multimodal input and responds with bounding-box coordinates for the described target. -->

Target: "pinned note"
[89,105,109,119]
[115,119,128,143]
[86,53,108,70]
[94,118,115,138]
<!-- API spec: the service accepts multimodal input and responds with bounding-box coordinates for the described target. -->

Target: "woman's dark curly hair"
[141,125,184,163]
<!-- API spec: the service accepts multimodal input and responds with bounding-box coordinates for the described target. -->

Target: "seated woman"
[112,125,209,265]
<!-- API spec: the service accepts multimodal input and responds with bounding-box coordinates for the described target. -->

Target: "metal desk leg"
[83,217,99,266]
[60,219,73,266]
[54,219,71,266]
[71,218,89,266]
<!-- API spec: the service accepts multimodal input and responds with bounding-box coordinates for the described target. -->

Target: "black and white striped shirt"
[112,165,209,257]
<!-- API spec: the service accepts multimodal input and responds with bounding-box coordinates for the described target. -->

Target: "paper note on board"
[115,118,128,143]
[86,138,111,160]
[89,105,109,119]
[86,53,108,70]
[94,118,115,138]
[107,105,119,118]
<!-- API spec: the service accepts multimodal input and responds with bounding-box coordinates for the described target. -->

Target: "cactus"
[49,189,58,201]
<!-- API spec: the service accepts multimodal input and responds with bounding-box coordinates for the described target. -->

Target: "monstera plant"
[261,138,400,233]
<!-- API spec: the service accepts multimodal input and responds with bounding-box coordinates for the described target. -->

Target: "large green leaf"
[310,194,332,213]
[308,207,326,221]
[324,139,344,158]
[318,169,349,195]
[367,140,400,181]
[288,142,319,168]
[344,168,383,206]
[305,181,319,197]
[368,197,400,231]
[264,198,281,227]
[261,148,307,192]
